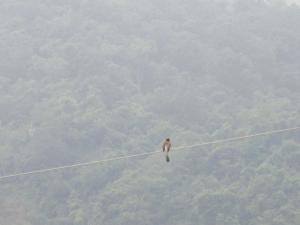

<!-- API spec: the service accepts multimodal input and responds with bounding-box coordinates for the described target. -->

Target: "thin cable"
[173,126,300,150]
[0,126,299,181]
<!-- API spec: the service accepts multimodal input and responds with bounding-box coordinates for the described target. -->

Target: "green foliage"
[0,0,299,225]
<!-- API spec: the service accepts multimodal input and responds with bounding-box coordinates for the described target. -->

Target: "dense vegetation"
[0,0,299,224]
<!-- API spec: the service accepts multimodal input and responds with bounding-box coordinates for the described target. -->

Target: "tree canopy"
[0,0,299,224]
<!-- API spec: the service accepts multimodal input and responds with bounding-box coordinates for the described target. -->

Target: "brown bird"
[162,138,171,162]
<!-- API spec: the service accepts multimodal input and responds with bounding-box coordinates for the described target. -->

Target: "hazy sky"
[287,0,300,3]
[277,0,300,4]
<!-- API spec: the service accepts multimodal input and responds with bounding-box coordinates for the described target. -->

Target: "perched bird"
[162,138,171,162]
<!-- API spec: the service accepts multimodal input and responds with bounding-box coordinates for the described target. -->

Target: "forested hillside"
[0,0,299,224]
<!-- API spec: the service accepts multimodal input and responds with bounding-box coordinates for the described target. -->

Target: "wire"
[0,126,299,181]
[173,126,300,150]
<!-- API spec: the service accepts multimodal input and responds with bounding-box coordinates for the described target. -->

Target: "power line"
[0,126,299,181]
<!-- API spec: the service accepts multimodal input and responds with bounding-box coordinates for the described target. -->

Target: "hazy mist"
[0,0,299,225]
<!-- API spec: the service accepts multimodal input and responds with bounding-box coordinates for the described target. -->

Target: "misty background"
[0,0,299,224]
